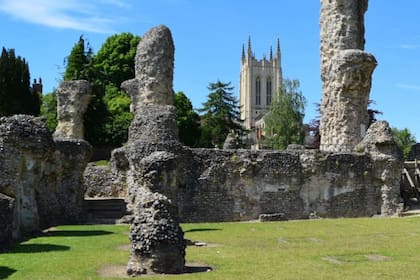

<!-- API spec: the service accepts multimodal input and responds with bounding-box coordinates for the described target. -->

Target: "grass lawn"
[1,216,420,279]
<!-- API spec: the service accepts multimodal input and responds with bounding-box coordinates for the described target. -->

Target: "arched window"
[266,77,272,106]
[256,77,261,105]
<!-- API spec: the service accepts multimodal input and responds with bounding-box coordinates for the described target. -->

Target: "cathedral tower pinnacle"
[239,38,283,130]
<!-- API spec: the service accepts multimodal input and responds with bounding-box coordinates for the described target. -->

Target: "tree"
[392,127,416,160]
[63,36,93,81]
[174,91,201,147]
[40,92,57,132]
[62,33,140,147]
[264,79,306,150]
[368,100,382,127]
[93,33,140,87]
[0,47,40,116]
[198,80,244,148]
[84,33,140,146]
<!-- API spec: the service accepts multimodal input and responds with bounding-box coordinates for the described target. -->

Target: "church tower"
[239,37,283,129]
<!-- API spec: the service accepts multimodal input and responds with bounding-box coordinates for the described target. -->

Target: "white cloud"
[0,0,128,33]
[98,0,131,8]
[399,44,420,50]
[395,83,420,91]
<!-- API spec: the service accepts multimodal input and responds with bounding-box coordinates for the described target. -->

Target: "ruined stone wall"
[0,80,92,247]
[83,162,127,198]
[139,144,401,223]
[0,115,91,246]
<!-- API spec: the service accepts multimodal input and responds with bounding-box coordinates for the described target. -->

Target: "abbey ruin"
[0,0,408,276]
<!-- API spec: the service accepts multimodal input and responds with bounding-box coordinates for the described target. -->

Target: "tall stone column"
[53,80,91,139]
[123,25,186,276]
[319,0,377,152]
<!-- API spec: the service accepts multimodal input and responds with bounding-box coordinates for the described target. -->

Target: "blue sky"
[1,0,419,139]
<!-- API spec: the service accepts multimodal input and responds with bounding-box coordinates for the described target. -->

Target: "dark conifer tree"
[0,47,40,116]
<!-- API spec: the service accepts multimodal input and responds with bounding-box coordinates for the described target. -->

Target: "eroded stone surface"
[84,163,127,198]
[54,80,91,139]
[0,193,14,249]
[319,0,377,152]
[122,25,186,276]
[0,114,91,242]
[122,25,175,113]
[127,191,185,276]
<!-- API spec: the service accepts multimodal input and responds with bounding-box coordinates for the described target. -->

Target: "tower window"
[256,77,261,105]
[266,78,272,106]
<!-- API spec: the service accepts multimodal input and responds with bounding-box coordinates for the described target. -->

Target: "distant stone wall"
[83,163,127,198]
[132,145,401,223]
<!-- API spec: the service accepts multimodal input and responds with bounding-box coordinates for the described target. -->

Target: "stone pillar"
[54,80,91,139]
[122,25,174,114]
[123,25,186,276]
[319,0,377,152]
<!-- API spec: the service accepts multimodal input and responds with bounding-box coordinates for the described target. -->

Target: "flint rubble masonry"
[319,0,377,152]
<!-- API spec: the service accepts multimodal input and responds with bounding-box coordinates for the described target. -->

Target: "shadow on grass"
[44,230,113,237]
[0,266,17,279]
[184,228,222,233]
[9,243,70,253]
[185,265,212,273]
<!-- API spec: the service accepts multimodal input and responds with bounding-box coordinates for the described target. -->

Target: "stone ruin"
[53,80,91,139]
[119,25,186,276]
[0,0,405,275]
[0,80,92,249]
[319,0,377,152]
[102,4,402,273]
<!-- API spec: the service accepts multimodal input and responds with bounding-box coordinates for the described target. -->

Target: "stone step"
[83,198,128,223]
[399,209,420,217]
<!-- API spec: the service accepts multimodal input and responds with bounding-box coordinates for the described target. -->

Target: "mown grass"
[1,217,420,279]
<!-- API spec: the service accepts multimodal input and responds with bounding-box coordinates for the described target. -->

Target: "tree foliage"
[63,36,93,81]
[264,79,306,150]
[40,91,57,132]
[62,33,140,147]
[198,80,244,148]
[94,33,139,87]
[174,91,201,147]
[0,47,40,116]
[392,127,416,160]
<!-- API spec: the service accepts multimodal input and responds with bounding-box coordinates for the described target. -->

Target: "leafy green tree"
[0,47,40,116]
[62,34,139,147]
[392,127,416,159]
[264,79,306,150]
[93,33,140,87]
[174,91,201,147]
[63,36,93,81]
[40,92,57,132]
[198,80,244,148]
[84,33,139,147]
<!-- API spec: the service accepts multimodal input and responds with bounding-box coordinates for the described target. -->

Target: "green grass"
[1,217,420,279]
[94,160,109,166]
